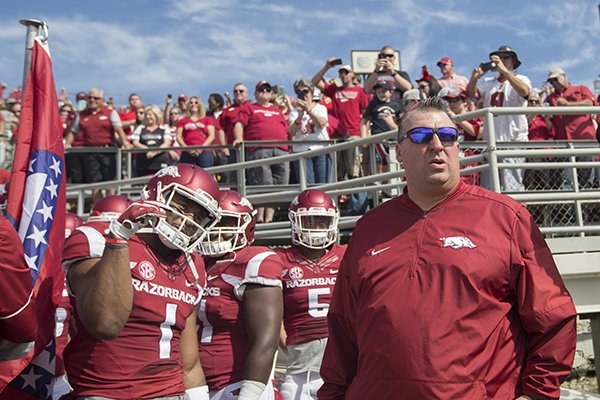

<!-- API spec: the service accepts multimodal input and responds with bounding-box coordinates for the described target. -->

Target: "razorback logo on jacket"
[439,236,477,249]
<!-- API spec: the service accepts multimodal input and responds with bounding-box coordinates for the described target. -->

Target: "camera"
[480,61,497,72]
[330,58,342,66]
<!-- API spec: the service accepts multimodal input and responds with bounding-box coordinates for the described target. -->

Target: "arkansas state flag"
[0,34,66,399]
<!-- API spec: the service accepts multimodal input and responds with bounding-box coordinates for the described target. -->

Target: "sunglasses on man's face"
[400,127,459,145]
[378,53,394,59]
[88,96,102,101]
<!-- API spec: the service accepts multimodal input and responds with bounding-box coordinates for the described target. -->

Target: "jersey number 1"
[159,303,177,359]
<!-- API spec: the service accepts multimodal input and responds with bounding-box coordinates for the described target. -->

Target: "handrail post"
[484,109,502,193]
[298,156,307,191]
[237,143,246,196]
[115,146,122,195]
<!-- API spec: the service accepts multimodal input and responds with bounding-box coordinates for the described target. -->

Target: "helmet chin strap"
[184,252,200,284]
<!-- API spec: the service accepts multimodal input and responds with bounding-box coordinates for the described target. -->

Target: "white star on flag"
[25,254,39,271]
[49,157,61,178]
[20,368,41,390]
[28,157,37,172]
[36,200,54,223]
[27,225,48,248]
[45,180,58,199]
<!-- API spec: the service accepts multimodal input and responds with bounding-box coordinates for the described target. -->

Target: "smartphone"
[277,87,285,97]
[167,94,172,100]
[330,58,342,66]
[480,61,497,72]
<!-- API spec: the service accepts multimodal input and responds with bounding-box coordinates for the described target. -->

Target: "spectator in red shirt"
[545,67,596,140]
[524,91,556,191]
[175,96,215,169]
[66,88,131,202]
[119,93,144,131]
[234,80,290,223]
[545,67,597,189]
[218,83,250,184]
[436,56,469,90]
[311,60,369,181]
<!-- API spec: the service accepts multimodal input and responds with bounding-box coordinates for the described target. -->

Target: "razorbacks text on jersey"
[198,246,284,390]
[275,244,346,346]
[62,221,204,399]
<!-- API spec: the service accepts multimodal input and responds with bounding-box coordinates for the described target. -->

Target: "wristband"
[238,380,266,400]
[106,237,128,246]
[390,72,397,77]
[185,385,209,400]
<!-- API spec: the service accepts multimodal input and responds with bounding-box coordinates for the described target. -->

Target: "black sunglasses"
[378,53,394,59]
[399,127,458,145]
[88,96,102,101]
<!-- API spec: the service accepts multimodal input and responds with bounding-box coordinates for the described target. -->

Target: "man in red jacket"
[319,97,576,400]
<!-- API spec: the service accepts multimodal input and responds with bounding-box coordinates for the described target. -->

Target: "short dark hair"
[397,97,451,141]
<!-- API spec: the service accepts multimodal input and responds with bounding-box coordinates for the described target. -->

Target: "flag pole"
[19,19,45,95]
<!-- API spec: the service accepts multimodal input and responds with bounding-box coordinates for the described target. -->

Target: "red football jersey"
[62,221,204,399]
[275,245,346,346]
[198,246,284,390]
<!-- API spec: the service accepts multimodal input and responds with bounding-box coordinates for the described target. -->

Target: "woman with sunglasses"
[364,45,412,102]
[130,105,173,176]
[176,96,216,169]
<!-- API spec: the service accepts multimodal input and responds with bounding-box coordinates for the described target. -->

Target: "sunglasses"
[400,127,459,145]
[234,89,246,93]
[258,87,271,93]
[499,54,512,60]
[378,53,394,59]
[88,96,102,101]
[445,97,462,103]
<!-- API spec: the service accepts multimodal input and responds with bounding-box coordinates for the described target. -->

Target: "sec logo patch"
[288,266,304,280]
[138,261,156,281]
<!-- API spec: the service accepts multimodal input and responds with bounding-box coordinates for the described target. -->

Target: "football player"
[52,212,85,398]
[62,164,221,400]
[198,189,284,400]
[87,194,132,223]
[275,189,346,400]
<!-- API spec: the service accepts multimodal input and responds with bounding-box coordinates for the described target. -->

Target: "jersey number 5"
[308,288,330,318]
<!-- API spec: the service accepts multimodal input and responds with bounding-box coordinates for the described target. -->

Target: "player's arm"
[181,305,209,400]
[67,245,133,340]
[67,201,165,340]
[241,284,283,398]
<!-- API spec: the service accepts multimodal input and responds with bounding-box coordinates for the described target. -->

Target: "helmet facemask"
[290,207,339,249]
[142,181,221,253]
[200,209,255,257]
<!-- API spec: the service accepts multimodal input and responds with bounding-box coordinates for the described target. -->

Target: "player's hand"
[109,200,166,240]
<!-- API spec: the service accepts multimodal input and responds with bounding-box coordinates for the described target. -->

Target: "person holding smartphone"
[466,45,531,192]
[364,45,412,102]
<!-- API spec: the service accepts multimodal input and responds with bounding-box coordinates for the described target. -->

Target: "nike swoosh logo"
[329,269,338,274]
[207,275,219,281]
[371,246,390,256]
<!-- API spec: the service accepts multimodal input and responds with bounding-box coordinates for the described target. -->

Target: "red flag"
[0,35,66,399]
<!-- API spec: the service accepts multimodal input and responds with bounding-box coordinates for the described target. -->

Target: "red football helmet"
[65,212,85,238]
[88,195,133,222]
[140,164,221,253]
[200,190,257,256]
[289,189,339,249]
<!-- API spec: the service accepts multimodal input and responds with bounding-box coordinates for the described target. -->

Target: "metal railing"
[65,105,600,239]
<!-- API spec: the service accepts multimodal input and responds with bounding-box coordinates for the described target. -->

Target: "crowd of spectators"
[2,43,599,207]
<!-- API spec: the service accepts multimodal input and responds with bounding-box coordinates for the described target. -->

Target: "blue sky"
[1,0,600,107]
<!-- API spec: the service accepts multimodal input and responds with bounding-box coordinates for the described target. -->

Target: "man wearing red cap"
[233,80,289,223]
[437,56,469,91]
